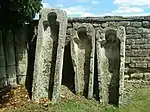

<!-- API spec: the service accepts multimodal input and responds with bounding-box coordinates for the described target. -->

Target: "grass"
[2,87,150,112]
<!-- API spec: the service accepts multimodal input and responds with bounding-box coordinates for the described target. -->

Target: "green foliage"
[0,0,42,29]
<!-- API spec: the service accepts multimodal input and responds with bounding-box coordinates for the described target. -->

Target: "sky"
[37,0,150,18]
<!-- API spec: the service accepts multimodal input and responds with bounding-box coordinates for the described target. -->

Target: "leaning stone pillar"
[96,26,126,106]
[0,30,7,88]
[4,30,17,86]
[71,23,95,99]
[32,8,67,104]
[15,25,28,84]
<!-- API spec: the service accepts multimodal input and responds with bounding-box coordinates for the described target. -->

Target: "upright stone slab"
[15,25,28,84]
[4,30,17,86]
[71,23,95,99]
[96,26,126,105]
[0,30,7,88]
[32,8,67,103]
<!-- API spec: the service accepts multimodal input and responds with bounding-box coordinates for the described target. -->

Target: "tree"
[0,0,42,29]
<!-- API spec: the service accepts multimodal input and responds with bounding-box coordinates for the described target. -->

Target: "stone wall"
[0,23,37,89]
[67,16,150,83]
[0,14,150,105]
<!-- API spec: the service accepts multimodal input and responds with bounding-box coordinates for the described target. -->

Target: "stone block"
[0,78,7,89]
[17,75,26,84]
[16,52,28,64]
[126,34,142,39]
[0,67,6,79]
[6,65,17,78]
[142,34,150,38]
[130,73,143,80]
[32,8,68,104]
[148,63,150,67]
[147,38,150,43]
[101,22,108,28]
[71,23,95,99]
[137,28,150,34]
[4,30,16,66]
[126,50,149,57]
[108,22,119,27]
[124,75,129,80]
[16,63,27,76]
[125,45,131,50]
[130,57,150,62]
[135,62,147,68]
[67,23,72,28]
[125,57,130,63]
[7,77,17,86]
[126,39,135,45]
[96,26,126,105]
[135,39,147,44]
[129,63,135,67]
[119,21,130,26]
[142,21,150,28]
[143,73,150,81]
[140,44,150,49]
[130,22,142,27]
[126,27,137,34]
[131,45,140,49]
[93,23,100,27]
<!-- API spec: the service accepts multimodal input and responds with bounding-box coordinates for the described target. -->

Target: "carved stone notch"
[71,23,95,99]
[32,8,67,104]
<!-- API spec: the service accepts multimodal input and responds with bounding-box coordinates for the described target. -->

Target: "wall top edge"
[32,15,150,23]
[68,16,150,23]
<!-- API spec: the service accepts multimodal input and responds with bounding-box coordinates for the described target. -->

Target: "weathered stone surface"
[32,8,67,104]
[126,39,135,45]
[15,25,28,84]
[131,45,140,49]
[125,45,131,50]
[4,30,17,86]
[130,57,150,62]
[68,16,150,23]
[148,63,150,67]
[140,44,150,49]
[129,63,135,67]
[143,73,150,81]
[142,34,150,38]
[0,30,7,88]
[0,78,7,88]
[147,38,150,44]
[16,64,27,77]
[126,27,137,34]
[130,22,141,27]
[137,28,150,34]
[96,26,126,105]
[71,23,95,99]
[126,50,149,57]
[108,22,119,27]
[135,62,147,68]
[130,73,143,80]
[125,57,130,63]
[17,75,26,84]
[126,34,141,39]
[101,22,108,28]
[124,75,129,80]
[135,39,147,44]
[93,23,100,27]
[119,21,130,27]
[142,21,150,28]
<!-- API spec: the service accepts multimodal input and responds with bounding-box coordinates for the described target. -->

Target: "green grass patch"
[2,88,150,112]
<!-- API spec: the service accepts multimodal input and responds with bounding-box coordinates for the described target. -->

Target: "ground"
[0,84,150,112]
